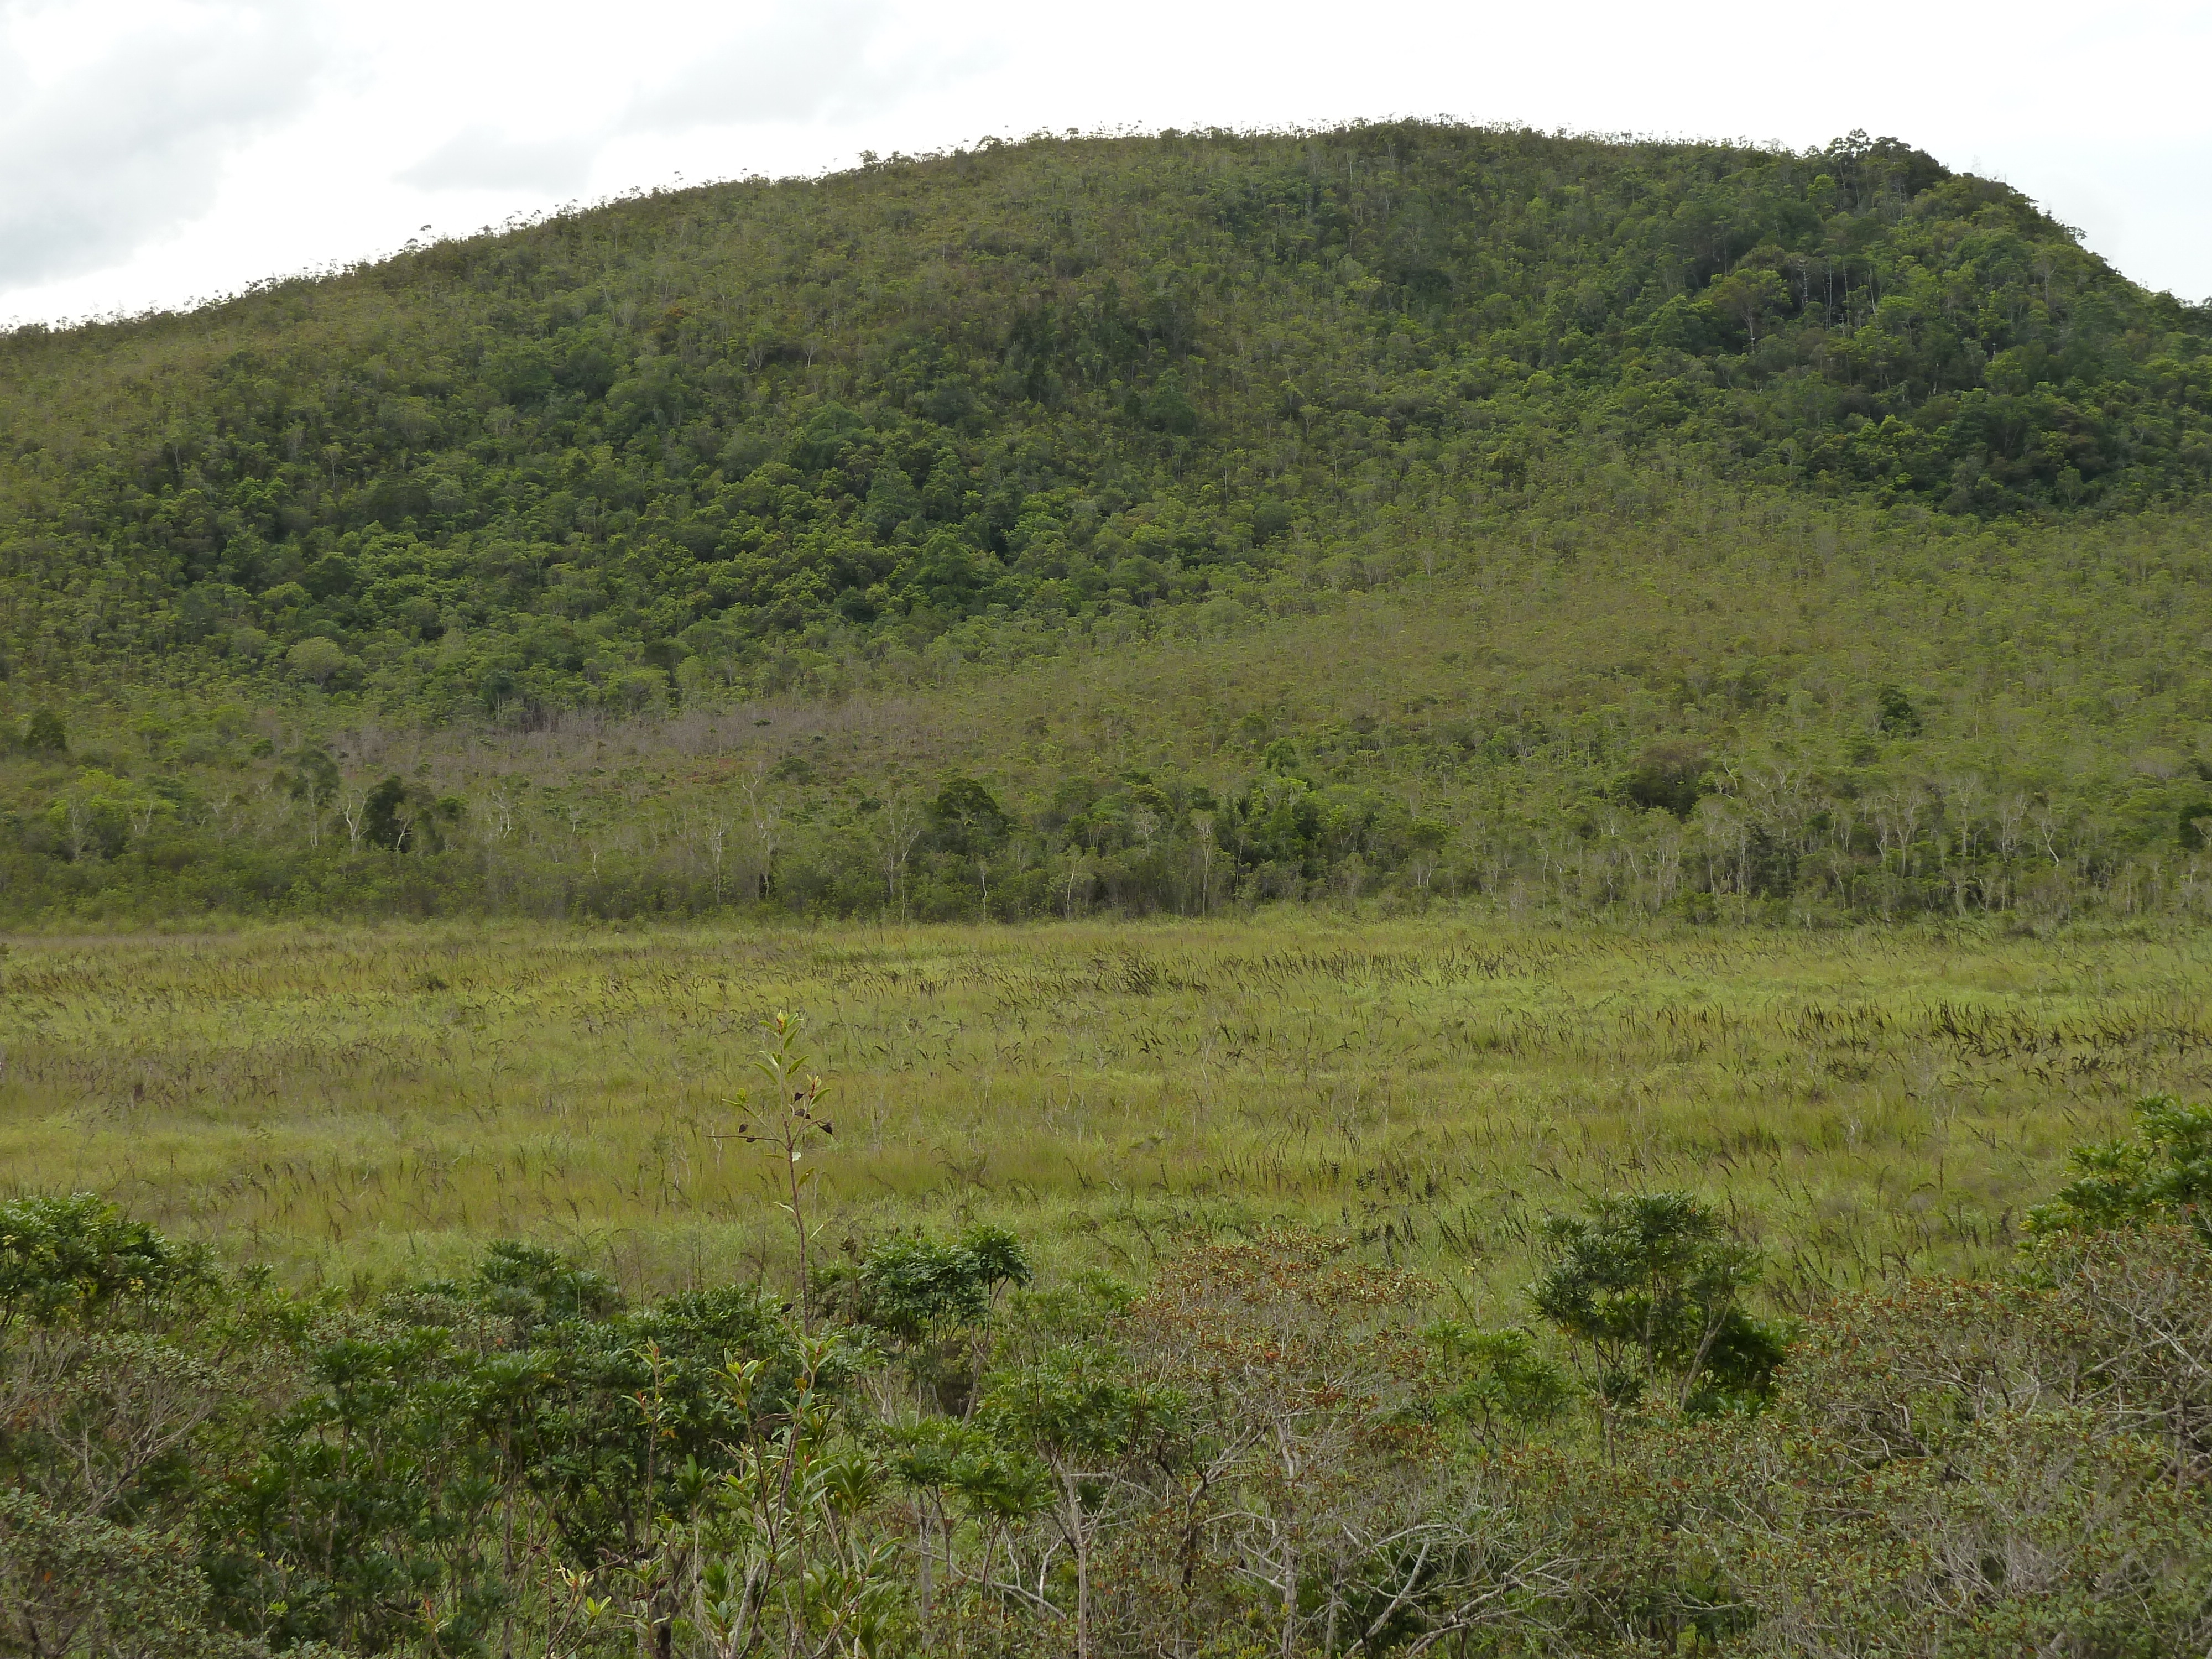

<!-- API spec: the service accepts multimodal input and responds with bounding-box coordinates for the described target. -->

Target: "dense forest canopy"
[3,122,2208,717]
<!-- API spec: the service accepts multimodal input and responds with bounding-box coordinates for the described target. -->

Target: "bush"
[0,1194,206,1329]
[1530,1191,1788,1415]
[1,1160,2207,1658]
[2028,1094,2212,1238]
[0,1492,255,1659]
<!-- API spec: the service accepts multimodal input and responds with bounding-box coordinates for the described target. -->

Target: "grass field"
[1,916,2204,1307]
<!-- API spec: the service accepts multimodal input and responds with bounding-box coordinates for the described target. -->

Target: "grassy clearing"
[0,916,2203,1303]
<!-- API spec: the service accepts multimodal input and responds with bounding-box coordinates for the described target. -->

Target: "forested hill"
[2,122,2209,717]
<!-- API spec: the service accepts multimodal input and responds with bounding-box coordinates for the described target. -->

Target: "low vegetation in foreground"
[4,1076,2211,1657]
[1,919,2211,1654]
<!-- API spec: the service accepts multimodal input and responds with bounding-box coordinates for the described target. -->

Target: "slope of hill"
[2,122,2208,719]
[1,122,2210,926]
[1,484,2208,926]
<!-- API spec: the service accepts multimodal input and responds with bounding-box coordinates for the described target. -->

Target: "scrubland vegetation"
[3,917,2211,1657]
[6,488,2212,928]
[6,118,2212,1655]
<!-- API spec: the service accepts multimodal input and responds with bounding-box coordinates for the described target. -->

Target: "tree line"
[1,696,2208,925]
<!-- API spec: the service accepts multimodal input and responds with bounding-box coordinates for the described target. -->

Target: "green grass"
[1,915,2200,1306]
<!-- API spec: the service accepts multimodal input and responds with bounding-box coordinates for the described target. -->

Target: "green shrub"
[2028,1094,2212,1238]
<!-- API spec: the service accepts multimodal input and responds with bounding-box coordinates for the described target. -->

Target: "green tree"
[276,743,342,848]
[1877,685,1923,736]
[980,1345,1143,1659]
[1426,1324,1574,1444]
[284,637,348,686]
[1705,267,1789,346]
[361,775,414,849]
[0,1194,205,1332]
[927,776,1010,858]
[844,1224,1031,1412]
[1530,1192,1785,1424]
[0,1492,252,1659]
[20,709,65,755]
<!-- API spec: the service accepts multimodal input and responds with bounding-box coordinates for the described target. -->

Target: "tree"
[278,744,341,849]
[1425,1324,1573,1445]
[1143,371,1200,435]
[875,790,925,920]
[1877,685,1923,736]
[692,1334,895,1659]
[1705,267,1788,347]
[1530,1192,1785,1425]
[928,776,1010,859]
[0,1194,205,1334]
[702,813,732,903]
[979,1344,1143,1659]
[1622,741,1709,817]
[1124,1234,1438,1659]
[361,775,415,850]
[45,770,166,862]
[20,709,65,755]
[742,765,783,900]
[845,1225,1030,1413]
[864,459,923,539]
[335,782,370,852]
[284,637,348,686]
[0,1492,251,1659]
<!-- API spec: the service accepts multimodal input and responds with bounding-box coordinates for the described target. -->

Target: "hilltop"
[3,122,2207,715]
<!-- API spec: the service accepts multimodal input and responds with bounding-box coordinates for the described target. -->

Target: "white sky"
[4,0,2211,328]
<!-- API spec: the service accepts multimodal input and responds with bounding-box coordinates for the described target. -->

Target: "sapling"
[731,1011,834,1334]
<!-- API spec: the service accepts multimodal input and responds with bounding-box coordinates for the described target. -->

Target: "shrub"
[2028,1094,2212,1239]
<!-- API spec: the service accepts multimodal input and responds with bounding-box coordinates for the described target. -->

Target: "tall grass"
[0,916,2201,1305]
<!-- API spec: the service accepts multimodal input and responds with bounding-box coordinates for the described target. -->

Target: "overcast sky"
[4,0,2210,329]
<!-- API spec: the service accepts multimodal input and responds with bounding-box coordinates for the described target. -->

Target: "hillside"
[1,122,2210,926]
[2,122,2208,717]
[1,489,2210,926]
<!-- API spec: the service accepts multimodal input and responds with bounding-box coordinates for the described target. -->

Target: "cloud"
[397,126,601,194]
[0,1,331,288]
[392,1,988,201]
[623,0,962,133]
